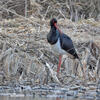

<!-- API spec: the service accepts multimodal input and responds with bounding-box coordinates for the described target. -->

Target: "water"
[0,96,92,100]
[0,85,100,100]
[1,94,100,100]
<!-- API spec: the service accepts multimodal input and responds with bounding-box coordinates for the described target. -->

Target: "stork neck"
[51,25,56,29]
[54,23,62,34]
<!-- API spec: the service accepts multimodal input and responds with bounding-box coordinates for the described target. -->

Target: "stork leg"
[57,55,62,75]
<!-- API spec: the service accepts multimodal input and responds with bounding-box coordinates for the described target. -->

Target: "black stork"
[47,18,84,76]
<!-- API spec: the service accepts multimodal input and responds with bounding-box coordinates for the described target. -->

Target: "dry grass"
[0,16,100,86]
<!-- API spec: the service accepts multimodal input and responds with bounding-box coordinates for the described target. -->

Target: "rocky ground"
[0,17,100,99]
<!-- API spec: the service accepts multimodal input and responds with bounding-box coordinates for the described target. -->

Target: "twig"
[57,8,66,19]
[46,63,61,85]
[25,0,28,18]
[1,7,42,27]
[42,6,50,20]
[0,0,11,10]
[96,57,100,79]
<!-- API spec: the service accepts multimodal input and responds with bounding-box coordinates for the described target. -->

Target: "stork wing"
[60,33,79,59]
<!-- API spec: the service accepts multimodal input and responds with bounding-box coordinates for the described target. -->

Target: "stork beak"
[53,23,62,34]
[54,23,58,29]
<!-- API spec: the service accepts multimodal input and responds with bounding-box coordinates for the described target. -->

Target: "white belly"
[51,38,66,55]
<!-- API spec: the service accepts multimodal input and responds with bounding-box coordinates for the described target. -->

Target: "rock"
[67,91,78,97]
[70,86,80,90]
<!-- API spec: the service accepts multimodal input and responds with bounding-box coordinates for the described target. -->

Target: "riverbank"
[0,17,100,99]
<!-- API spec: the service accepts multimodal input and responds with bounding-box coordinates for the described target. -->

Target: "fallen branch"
[46,63,61,85]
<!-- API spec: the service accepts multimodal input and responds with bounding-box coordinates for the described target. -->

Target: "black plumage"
[47,18,79,59]
[47,26,59,45]
[60,33,79,59]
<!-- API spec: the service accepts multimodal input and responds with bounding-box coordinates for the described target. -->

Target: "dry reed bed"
[0,18,100,88]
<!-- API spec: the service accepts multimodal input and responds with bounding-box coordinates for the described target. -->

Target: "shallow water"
[0,95,100,100]
[0,84,100,100]
[0,96,91,100]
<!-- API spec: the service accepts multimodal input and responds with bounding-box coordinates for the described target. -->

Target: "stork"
[47,18,84,76]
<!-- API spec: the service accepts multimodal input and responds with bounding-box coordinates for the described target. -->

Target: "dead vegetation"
[0,1,100,98]
[0,17,100,87]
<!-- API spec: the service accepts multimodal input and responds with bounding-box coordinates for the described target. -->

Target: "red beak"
[53,23,62,34]
[54,23,57,28]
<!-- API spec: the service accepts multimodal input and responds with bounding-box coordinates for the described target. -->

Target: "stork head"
[50,18,57,26]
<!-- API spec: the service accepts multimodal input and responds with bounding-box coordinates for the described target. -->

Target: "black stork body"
[47,18,82,75]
